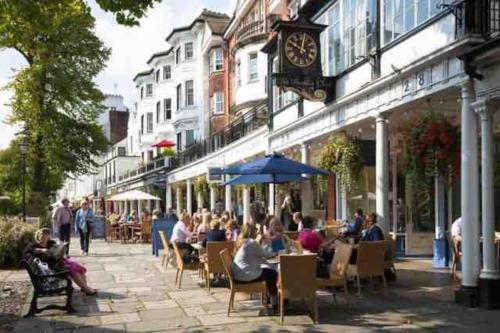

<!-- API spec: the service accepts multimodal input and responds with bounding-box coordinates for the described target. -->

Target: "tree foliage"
[96,0,162,26]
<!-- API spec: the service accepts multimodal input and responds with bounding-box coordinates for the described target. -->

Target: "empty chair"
[219,248,267,316]
[158,231,173,269]
[278,254,318,325]
[347,241,387,295]
[172,241,201,289]
[317,243,353,308]
[203,241,234,291]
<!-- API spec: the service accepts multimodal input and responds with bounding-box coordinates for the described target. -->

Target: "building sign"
[262,17,335,103]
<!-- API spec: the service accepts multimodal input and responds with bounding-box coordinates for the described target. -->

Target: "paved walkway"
[6,238,500,332]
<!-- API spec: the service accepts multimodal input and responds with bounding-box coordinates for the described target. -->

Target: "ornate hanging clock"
[262,16,335,103]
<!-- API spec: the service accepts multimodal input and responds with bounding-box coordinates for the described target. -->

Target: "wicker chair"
[219,248,267,316]
[347,241,388,295]
[158,231,174,269]
[278,254,318,324]
[172,241,201,289]
[203,241,234,291]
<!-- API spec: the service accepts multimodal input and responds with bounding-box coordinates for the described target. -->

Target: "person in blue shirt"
[347,209,364,236]
[74,201,94,256]
[361,213,385,241]
[203,219,226,247]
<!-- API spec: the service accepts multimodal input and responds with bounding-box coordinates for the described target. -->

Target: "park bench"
[20,258,74,316]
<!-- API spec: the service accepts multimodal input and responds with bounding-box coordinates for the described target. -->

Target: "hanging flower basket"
[319,132,363,192]
[394,112,460,185]
[193,176,208,195]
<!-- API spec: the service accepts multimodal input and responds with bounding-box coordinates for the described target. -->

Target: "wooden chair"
[203,241,234,291]
[219,248,267,316]
[446,231,461,279]
[106,224,121,243]
[172,241,201,289]
[347,241,388,295]
[317,243,353,309]
[278,254,318,325]
[158,231,174,269]
[135,219,152,243]
[284,231,298,241]
[292,240,303,254]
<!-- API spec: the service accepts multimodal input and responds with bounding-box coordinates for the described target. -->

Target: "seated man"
[361,213,384,241]
[170,213,196,259]
[298,216,322,253]
[290,212,303,232]
[346,209,364,236]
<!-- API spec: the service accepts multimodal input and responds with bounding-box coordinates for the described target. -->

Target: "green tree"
[0,0,162,215]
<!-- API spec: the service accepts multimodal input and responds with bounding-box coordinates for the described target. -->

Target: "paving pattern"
[4,239,500,332]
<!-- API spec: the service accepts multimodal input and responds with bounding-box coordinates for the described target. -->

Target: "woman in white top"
[231,223,277,308]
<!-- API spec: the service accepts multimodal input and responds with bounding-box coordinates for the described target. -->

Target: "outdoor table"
[151,218,176,257]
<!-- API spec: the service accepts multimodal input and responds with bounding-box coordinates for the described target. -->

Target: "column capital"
[375,113,387,122]
[460,79,473,92]
[471,98,493,118]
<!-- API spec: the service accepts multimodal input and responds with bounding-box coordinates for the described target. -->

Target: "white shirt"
[451,217,462,238]
[170,221,192,243]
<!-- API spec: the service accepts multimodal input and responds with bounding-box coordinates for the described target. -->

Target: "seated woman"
[197,212,211,244]
[24,228,97,295]
[298,216,322,253]
[202,219,226,247]
[225,219,240,242]
[231,223,277,311]
[361,213,384,241]
[128,210,138,224]
[261,218,291,255]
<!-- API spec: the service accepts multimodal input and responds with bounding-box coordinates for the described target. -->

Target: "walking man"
[75,201,94,256]
[53,198,72,256]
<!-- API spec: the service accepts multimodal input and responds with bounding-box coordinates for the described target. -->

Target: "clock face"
[285,31,318,68]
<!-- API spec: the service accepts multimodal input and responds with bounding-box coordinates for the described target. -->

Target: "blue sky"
[0,0,234,149]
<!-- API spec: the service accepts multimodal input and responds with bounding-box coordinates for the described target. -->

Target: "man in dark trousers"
[53,198,73,256]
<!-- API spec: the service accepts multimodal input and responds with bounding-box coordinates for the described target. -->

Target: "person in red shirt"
[298,216,322,253]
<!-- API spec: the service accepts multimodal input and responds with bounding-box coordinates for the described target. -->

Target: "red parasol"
[151,139,176,148]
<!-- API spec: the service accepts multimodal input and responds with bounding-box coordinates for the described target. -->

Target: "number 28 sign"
[402,72,426,95]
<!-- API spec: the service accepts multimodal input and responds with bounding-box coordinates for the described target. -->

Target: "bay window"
[383,0,450,45]
[185,42,194,60]
[322,0,376,76]
[211,48,223,73]
[211,92,224,114]
[146,83,153,97]
[163,65,171,80]
[248,53,258,81]
[185,80,194,106]
[156,101,161,123]
[146,112,153,133]
[176,84,181,110]
[164,98,171,120]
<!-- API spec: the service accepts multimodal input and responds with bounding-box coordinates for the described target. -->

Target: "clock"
[284,31,318,68]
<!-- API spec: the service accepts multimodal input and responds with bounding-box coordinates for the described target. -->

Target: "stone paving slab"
[8,238,500,333]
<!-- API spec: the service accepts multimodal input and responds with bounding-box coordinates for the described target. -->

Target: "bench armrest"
[34,270,71,279]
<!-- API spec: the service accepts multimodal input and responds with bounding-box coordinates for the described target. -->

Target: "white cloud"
[0,0,234,149]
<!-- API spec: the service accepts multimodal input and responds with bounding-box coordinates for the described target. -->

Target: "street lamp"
[19,136,29,222]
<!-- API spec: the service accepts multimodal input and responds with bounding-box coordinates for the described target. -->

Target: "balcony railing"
[113,157,175,185]
[236,20,266,44]
[172,101,268,168]
[455,0,500,38]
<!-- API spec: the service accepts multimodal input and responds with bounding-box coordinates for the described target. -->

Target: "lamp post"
[19,136,29,222]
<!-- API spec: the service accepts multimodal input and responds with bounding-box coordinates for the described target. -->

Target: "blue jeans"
[78,228,90,253]
[58,224,71,255]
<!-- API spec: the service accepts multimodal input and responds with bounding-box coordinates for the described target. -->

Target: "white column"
[210,187,216,212]
[186,179,193,216]
[435,176,445,239]
[147,199,152,213]
[391,160,398,236]
[197,191,203,210]
[474,98,500,279]
[225,185,232,213]
[166,183,172,209]
[300,143,313,215]
[125,200,129,214]
[243,186,251,224]
[176,185,182,214]
[138,200,142,219]
[269,184,275,215]
[460,81,480,287]
[376,115,390,235]
[155,199,160,212]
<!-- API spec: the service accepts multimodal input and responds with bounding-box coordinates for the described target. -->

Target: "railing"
[172,101,268,168]
[454,0,500,38]
[109,157,174,186]
[236,20,266,44]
